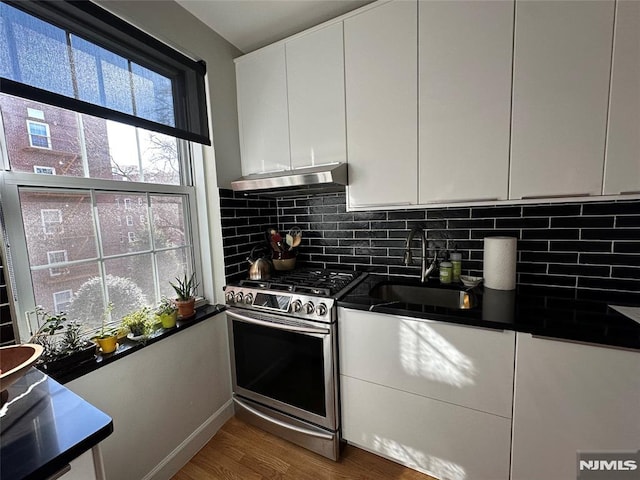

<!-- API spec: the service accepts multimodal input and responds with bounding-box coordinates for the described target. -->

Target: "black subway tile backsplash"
[219,190,640,295]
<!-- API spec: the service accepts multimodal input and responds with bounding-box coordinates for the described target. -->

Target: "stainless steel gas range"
[224,269,365,460]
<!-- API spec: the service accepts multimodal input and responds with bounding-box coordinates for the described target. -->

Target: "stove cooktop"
[232,269,364,298]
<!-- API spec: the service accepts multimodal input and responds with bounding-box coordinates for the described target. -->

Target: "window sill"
[36,304,226,385]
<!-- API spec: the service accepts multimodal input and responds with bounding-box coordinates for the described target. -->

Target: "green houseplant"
[155,296,178,329]
[30,306,96,373]
[169,273,199,319]
[121,306,154,341]
[93,302,119,354]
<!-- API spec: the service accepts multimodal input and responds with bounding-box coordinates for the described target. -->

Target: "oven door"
[227,308,337,431]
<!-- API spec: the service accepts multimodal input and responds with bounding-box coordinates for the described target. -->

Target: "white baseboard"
[142,399,234,480]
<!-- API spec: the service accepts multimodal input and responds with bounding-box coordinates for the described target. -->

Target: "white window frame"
[26,120,52,149]
[53,289,73,313]
[126,215,133,226]
[40,208,63,234]
[139,214,145,224]
[47,249,68,277]
[33,165,56,175]
[27,108,45,120]
[127,231,136,243]
[124,198,132,210]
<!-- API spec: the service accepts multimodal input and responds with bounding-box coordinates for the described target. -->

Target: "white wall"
[68,314,232,480]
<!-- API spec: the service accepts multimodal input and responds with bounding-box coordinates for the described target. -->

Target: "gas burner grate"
[238,269,362,297]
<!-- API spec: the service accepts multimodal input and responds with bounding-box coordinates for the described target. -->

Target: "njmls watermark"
[578,451,640,479]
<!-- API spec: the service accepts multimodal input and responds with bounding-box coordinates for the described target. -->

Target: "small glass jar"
[450,252,462,282]
[439,261,453,284]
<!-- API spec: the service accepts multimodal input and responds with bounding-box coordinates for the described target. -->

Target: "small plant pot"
[157,311,178,329]
[96,335,118,354]
[175,298,196,319]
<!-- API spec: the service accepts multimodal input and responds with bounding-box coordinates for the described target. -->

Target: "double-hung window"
[0,1,210,342]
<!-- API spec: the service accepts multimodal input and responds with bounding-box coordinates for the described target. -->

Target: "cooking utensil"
[289,227,302,248]
[248,245,272,280]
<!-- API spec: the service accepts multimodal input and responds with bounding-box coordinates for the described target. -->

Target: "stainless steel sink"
[369,282,475,309]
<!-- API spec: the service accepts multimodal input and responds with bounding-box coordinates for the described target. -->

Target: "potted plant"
[170,273,199,319]
[94,302,119,354]
[30,306,96,373]
[155,296,178,329]
[121,306,154,341]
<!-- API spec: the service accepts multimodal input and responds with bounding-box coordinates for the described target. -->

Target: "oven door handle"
[227,310,330,335]
[234,397,334,440]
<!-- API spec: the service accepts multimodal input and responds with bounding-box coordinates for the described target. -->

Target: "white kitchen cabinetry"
[510,0,615,199]
[511,333,640,480]
[418,0,513,204]
[287,23,346,169]
[338,308,514,479]
[235,24,346,176]
[344,0,418,208]
[603,0,640,195]
[235,45,290,175]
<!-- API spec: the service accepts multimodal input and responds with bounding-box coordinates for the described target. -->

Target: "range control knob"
[315,303,328,316]
[225,291,235,303]
[291,300,302,313]
[303,301,315,315]
[244,293,253,305]
[234,292,244,303]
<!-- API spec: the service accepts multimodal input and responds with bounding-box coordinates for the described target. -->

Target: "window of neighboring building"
[124,198,132,210]
[33,166,56,175]
[47,250,68,277]
[53,289,73,313]
[126,215,133,226]
[128,231,136,243]
[27,120,51,149]
[27,108,45,120]
[40,208,63,234]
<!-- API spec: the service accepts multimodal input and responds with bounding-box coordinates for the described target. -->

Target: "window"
[53,289,73,313]
[40,209,62,234]
[0,0,208,348]
[33,166,56,175]
[27,108,45,120]
[47,250,68,277]
[27,120,51,149]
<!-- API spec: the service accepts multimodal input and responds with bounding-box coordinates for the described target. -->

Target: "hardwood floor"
[172,417,436,480]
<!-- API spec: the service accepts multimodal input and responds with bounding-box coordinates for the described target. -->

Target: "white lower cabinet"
[511,333,640,480]
[341,375,512,480]
[338,308,514,479]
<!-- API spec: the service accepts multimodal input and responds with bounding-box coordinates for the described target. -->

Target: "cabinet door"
[287,23,346,169]
[344,0,418,208]
[418,0,513,204]
[235,45,290,175]
[511,333,640,480]
[341,375,512,480]
[604,0,640,195]
[338,308,515,418]
[510,0,615,199]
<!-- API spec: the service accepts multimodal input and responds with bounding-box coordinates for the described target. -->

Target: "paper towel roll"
[483,236,517,290]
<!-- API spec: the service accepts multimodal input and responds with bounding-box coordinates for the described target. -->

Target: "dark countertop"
[338,274,640,351]
[1,368,113,480]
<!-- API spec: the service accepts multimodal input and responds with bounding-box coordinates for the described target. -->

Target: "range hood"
[230,163,348,197]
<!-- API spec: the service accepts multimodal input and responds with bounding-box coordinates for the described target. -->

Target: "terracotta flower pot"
[175,298,196,319]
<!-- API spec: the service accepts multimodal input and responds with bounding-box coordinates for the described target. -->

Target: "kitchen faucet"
[403,227,438,283]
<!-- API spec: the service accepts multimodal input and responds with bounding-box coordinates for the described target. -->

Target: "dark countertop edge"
[40,304,226,384]
[337,274,640,351]
[25,420,114,480]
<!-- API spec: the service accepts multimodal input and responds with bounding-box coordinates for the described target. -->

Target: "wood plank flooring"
[172,417,436,480]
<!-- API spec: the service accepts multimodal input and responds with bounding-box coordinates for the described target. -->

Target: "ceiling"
[175,0,374,54]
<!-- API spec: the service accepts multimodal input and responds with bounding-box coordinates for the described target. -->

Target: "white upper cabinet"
[418,0,513,204]
[510,0,615,199]
[603,0,640,195]
[287,23,346,169]
[235,45,290,175]
[344,0,418,208]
